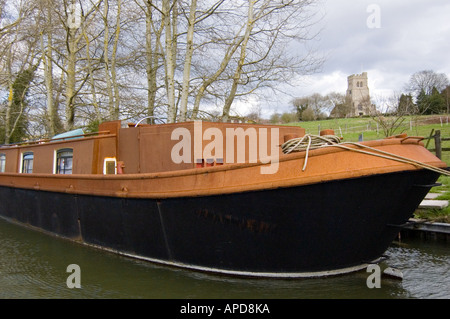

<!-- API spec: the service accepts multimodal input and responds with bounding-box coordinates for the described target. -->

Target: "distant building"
[330,72,377,118]
[346,72,376,116]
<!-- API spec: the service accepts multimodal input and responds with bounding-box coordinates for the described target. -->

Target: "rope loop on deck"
[282,134,342,154]
[281,134,342,171]
[281,134,450,176]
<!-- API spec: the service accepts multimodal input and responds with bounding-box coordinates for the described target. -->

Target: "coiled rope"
[281,134,450,176]
[282,134,342,171]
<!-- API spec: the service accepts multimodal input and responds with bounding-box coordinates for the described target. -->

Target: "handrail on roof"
[134,116,167,127]
[0,130,112,148]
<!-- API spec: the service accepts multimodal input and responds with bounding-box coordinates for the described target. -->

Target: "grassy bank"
[286,115,450,223]
[286,115,450,142]
[420,176,450,223]
[286,115,450,164]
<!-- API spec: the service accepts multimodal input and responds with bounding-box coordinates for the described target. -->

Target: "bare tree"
[292,93,335,120]
[221,0,255,122]
[161,0,176,122]
[0,0,40,143]
[37,0,64,136]
[63,1,83,130]
[220,0,323,122]
[406,70,449,97]
[328,92,352,118]
[1,0,324,140]
[190,22,246,120]
[178,0,197,122]
[189,0,322,122]
[97,0,122,121]
[371,93,408,138]
[134,0,164,121]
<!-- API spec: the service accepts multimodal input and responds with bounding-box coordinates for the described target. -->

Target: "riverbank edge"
[400,218,450,241]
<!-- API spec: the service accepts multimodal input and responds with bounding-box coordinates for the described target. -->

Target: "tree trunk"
[191,32,245,119]
[179,0,197,122]
[4,47,13,144]
[41,24,60,136]
[82,24,101,123]
[145,2,155,120]
[65,26,77,131]
[164,0,177,123]
[222,0,254,122]
[40,15,59,136]
[111,0,121,120]
[103,0,115,121]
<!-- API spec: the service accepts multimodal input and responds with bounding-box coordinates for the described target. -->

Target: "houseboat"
[0,120,447,278]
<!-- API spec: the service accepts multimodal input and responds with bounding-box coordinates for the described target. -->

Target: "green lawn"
[284,114,450,222]
[422,175,450,223]
[285,115,450,164]
[285,115,450,141]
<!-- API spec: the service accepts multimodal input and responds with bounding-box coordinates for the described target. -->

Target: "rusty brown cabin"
[0,121,305,176]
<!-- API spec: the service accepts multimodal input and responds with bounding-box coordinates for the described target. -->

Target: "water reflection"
[0,218,448,299]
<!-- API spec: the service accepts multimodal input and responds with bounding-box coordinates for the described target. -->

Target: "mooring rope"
[281,134,450,176]
[282,134,342,154]
[282,134,342,171]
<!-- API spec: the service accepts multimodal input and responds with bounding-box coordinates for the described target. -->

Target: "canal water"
[0,217,448,300]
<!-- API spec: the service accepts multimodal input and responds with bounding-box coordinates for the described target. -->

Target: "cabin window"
[103,157,117,175]
[0,154,5,172]
[56,148,73,174]
[22,152,34,174]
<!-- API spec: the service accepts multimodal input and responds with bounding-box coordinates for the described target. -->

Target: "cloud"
[291,0,450,102]
[252,0,450,117]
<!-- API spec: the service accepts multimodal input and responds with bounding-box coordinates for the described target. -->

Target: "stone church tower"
[346,72,375,116]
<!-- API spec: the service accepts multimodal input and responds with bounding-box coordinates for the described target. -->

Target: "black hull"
[0,169,439,277]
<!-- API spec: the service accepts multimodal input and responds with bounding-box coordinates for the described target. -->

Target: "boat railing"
[0,130,112,148]
[134,116,167,127]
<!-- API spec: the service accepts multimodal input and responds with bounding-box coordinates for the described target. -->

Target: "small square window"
[22,152,33,174]
[0,154,5,173]
[56,149,73,174]
[103,158,117,175]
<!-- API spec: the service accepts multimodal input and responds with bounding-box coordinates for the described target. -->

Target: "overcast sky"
[257,0,450,117]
